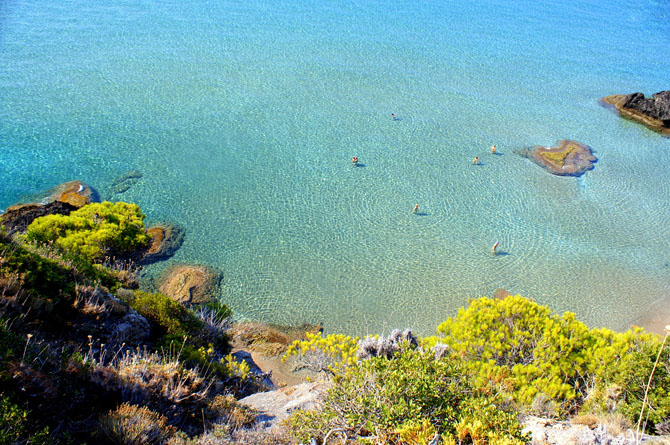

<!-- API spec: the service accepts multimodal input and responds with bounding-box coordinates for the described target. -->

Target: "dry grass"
[571,413,601,429]
[570,413,630,437]
[73,285,109,316]
[193,305,231,343]
[100,402,177,444]
[90,342,212,404]
[206,395,257,431]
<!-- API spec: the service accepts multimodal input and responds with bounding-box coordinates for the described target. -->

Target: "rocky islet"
[601,90,670,136]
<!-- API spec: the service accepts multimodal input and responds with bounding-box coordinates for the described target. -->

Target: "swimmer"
[392,113,399,121]
[491,145,496,154]
[492,241,499,255]
[413,204,419,214]
[473,156,480,164]
[352,156,358,164]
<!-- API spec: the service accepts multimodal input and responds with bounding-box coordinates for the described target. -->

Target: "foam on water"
[1,0,669,335]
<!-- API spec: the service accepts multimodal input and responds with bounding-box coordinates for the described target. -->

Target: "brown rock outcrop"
[156,264,220,304]
[601,91,670,136]
[517,140,597,176]
[493,288,513,300]
[0,201,77,234]
[0,180,95,234]
[47,180,93,208]
[140,224,184,264]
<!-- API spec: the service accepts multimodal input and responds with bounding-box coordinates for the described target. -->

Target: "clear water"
[1,0,669,336]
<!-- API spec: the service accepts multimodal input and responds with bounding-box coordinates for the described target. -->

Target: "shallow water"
[1,0,669,335]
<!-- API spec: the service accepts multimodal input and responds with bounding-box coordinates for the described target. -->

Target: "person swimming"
[473,156,480,164]
[491,145,496,154]
[413,204,419,213]
[352,156,358,164]
[492,241,499,255]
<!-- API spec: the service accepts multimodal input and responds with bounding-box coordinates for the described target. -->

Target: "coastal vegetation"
[285,297,670,443]
[24,201,150,261]
[1,198,669,443]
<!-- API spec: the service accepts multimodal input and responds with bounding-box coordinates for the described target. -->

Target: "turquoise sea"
[1,0,669,335]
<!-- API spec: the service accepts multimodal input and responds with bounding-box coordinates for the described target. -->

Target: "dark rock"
[231,350,275,391]
[0,200,77,234]
[0,180,97,234]
[109,170,143,197]
[517,140,597,177]
[140,224,184,264]
[156,264,221,304]
[601,91,670,136]
[111,312,151,344]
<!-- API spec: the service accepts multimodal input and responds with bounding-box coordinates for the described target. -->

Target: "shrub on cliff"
[288,346,527,444]
[126,291,203,339]
[25,201,150,261]
[426,295,670,430]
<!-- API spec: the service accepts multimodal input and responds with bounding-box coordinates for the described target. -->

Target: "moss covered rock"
[517,140,596,176]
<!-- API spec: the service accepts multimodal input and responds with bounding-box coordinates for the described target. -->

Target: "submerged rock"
[156,264,220,304]
[140,224,184,264]
[601,91,670,136]
[0,201,77,234]
[517,140,596,177]
[493,288,513,300]
[109,170,143,197]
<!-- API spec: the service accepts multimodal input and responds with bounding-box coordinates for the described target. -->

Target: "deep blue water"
[1,0,669,335]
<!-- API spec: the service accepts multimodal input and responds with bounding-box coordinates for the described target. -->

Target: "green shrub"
[25,201,150,261]
[426,295,670,430]
[288,347,527,444]
[0,393,49,444]
[128,291,203,339]
[0,394,27,443]
[1,236,73,300]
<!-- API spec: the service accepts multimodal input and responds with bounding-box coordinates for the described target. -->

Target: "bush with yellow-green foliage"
[288,345,527,444]
[25,201,150,261]
[425,295,670,429]
[283,331,359,373]
[124,290,203,340]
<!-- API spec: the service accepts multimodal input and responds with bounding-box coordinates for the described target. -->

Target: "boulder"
[47,180,94,208]
[108,170,143,197]
[517,140,596,176]
[238,382,327,430]
[601,91,670,136]
[156,264,220,304]
[0,200,76,234]
[111,312,151,345]
[140,224,184,264]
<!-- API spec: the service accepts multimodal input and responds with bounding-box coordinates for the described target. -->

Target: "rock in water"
[156,264,220,304]
[48,180,94,208]
[109,170,143,196]
[140,224,184,264]
[0,201,77,234]
[517,140,596,176]
[601,91,670,136]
